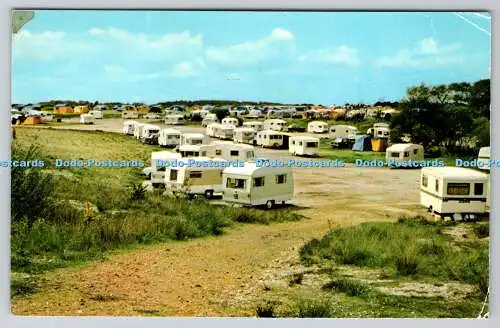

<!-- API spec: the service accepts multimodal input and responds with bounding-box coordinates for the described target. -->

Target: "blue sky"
[11,11,491,105]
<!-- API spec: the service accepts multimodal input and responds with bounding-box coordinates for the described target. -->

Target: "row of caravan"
[309,122,391,139]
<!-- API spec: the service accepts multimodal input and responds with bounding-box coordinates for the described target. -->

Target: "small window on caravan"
[378,131,382,135]
[216,149,222,155]
[474,183,484,195]
[390,152,400,158]
[422,175,428,187]
[190,171,202,179]
[404,151,410,157]
[435,180,439,192]
[306,142,318,148]
[201,151,207,156]
[276,174,287,184]
[170,169,178,181]
[253,177,265,187]
[158,167,166,172]
[332,129,336,132]
[447,183,469,195]
[247,151,254,159]
[345,130,349,133]
[230,150,239,157]
[413,149,418,155]
[227,178,246,189]
[167,135,173,139]
[299,141,303,146]
[292,140,296,145]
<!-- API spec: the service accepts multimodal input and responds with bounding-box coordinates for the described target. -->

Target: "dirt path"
[12,166,425,316]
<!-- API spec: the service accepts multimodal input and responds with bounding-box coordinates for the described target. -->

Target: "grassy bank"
[253,216,489,318]
[11,128,304,297]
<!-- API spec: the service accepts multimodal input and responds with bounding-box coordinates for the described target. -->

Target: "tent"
[22,116,42,125]
[352,135,372,151]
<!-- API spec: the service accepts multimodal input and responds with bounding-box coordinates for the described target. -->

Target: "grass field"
[253,217,489,318]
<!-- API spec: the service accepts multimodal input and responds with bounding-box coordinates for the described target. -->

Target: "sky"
[11,10,491,105]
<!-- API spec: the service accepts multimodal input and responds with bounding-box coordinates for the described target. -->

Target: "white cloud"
[12,29,91,60]
[376,38,464,68]
[205,28,295,66]
[299,45,361,66]
[170,58,206,78]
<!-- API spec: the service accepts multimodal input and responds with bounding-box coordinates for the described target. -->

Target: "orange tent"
[22,116,42,125]
[137,105,150,112]
[73,105,90,114]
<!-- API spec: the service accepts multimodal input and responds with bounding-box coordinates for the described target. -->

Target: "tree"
[469,79,490,118]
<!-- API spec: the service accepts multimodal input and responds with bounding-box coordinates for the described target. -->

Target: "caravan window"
[157,167,166,172]
[404,151,410,157]
[253,177,265,187]
[192,139,203,145]
[292,140,296,145]
[230,150,239,157]
[215,149,222,155]
[447,183,469,195]
[331,129,336,132]
[201,151,207,156]
[299,141,303,146]
[227,178,246,189]
[390,152,400,158]
[276,174,287,184]
[169,169,178,181]
[474,183,484,195]
[435,180,439,192]
[306,142,318,148]
[422,175,428,187]
[189,171,202,179]
[413,149,418,155]
[246,151,254,159]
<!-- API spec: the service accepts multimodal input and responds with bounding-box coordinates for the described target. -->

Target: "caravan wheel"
[204,190,214,199]
[266,200,275,210]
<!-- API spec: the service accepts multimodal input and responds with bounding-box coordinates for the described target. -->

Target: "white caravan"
[165,114,185,125]
[142,151,182,187]
[39,112,54,123]
[80,114,95,124]
[243,121,264,132]
[477,147,490,171]
[201,113,219,127]
[329,125,358,139]
[140,124,161,144]
[207,123,235,140]
[158,128,181,147]
[122,111,139,119]
[385,143,424,167]
[211,141,255,161]
[222,163,294,209]
[164,157,225,199]
[367,123,391,138]
[264,119,287,131]
[180,133,206,146]
[233,127,256,144]
[256,130,287,149]
[88,110,103,119]
[289,136,320,157]
[247,109,264,119]
[307,121,329,133]
[123,120,137,135]
[134,123,146,139]
[221,117,239,126]
[420,167,489,220]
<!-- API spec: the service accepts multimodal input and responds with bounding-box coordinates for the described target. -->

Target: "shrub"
[256,300,277,317]
[395,255,419,276]
[295,298,332,317]
[322,278,370,297]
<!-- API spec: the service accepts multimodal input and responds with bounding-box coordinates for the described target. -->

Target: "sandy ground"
[11,119,427,316]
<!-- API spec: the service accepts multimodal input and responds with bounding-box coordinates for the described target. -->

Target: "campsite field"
[10,126,489,317]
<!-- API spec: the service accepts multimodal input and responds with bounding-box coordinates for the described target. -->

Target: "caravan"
[89,110,103,119]
[256,130,289,149]
[158,128,181,147]
[420,167,489,220]
[233,127,256,144]
[367,123,391,138]
[164,157,225,199]
[222,163,294,209]
[140,124,161,144]
[180,133,206,146]
[477,147,490,170]
[386,143,424,167]
[207,123,235,140]
[165,114,185,125]
[211,141,255,161]
[329,125,358,139]
[201,113,219,127]
[264,119,286,131]
[122,111,139,119]
[123,120,137,135]
[178,145,212,158]
[221,117,239,126]
[242,121,264,132]
[80,114,95,124]
[142,151,182,187]
[307,121,329,133]
[289,136,320,157]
